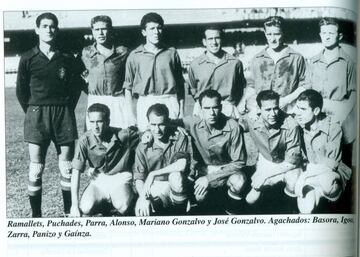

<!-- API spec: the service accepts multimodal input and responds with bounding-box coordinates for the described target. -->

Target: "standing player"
[70,104,139,217]
[81,15,131,129]
[306,18,355,166]
[124,12,185,131]
[134,104,192,216]
[294,90,351,213]
[245,16,307,114]
[16,13,83,217]
[180,90,248,214]
[188,26,246,119]
[243,90,302,210]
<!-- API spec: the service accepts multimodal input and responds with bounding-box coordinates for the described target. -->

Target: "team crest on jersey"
[58,67,66,79]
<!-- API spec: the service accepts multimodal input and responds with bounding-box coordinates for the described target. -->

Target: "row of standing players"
[15,12,355,217]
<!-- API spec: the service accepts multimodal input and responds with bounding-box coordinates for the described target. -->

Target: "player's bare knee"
[114,201,130,215]
[284,170,301,193]
[113,194,133,215]
[227,172,246,194]
[323,180,342,199]
[29,162,44,182]
[59,160,72,179]
[168,172,185,192]
[79,200,94,216]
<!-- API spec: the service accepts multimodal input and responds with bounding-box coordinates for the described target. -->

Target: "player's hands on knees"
[70,206,81,217]
[86,167,98,179]
[135,197,151,216]
[194,176,209,196]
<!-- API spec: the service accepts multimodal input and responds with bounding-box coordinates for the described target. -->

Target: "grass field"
[6,89,88,218]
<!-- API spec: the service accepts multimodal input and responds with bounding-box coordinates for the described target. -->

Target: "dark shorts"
[24,105,78,146]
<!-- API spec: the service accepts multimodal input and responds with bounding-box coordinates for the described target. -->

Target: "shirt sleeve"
[284,124,302,166]
[297,55,307,88]
[187,63,197,99]
[121,126,140,150]
[133,146,148,181]
[173,133,196,178]
[321,123,342,171]
[239,114,250,132]
[232,60,246,104]
[78,49,89,94]
[72,137,89,172]
[16,55,31,113]
[346,59,356,95]
[68,55,86,110]
[174,51,185,100]
[206,123,247,187]
[123,51,136,91]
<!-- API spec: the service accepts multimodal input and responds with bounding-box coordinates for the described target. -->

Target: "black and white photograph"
[4,7,356,219]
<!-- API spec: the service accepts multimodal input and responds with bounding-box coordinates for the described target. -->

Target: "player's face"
[264,26,283,50]
[88,112,109,137]
[92,21,111,45]
[203,29,222,54]
[294,100,316,127]
[201,97,222,127]
[148,113,168,141]
[142,22,163,46]
[35,18,58,44]
[259,99,279,126]
[319,24,340,49]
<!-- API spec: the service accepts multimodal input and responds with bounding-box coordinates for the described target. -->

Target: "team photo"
[4,7,356,218]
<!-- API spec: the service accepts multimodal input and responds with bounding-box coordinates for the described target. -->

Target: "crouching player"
[134,104,192,216]
[294,90,352,213]
[244,90,302,211]
[180,90,248,214]
[70,104,139,217]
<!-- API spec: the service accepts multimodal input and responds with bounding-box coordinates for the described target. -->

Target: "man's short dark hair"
[264,16,284,30]
[198,89,222,107]
[256,90,280,108]
[36,12,59,28]
[319,17,340,32]
[87,103,110,121]
[319,17,339,28]
[91,15,113,29]
[203,25,224,39]
[146,103,169,121]
[297,89,323,110]
[140,12,164,30]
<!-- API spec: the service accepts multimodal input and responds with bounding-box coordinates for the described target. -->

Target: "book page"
[1,0,358,257]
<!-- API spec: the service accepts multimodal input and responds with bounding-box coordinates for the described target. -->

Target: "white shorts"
[87,94,134,129]
[254,154,301,195]
[89,172,133,202]
[295,165,344,202]
[137,94,180,131]
[193,100,241,119]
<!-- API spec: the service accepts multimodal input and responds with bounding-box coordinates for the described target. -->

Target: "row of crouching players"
[69,89,351,217]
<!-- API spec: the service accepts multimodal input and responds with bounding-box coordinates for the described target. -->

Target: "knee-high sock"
[28,162,44,217]
[59,160,72,214]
